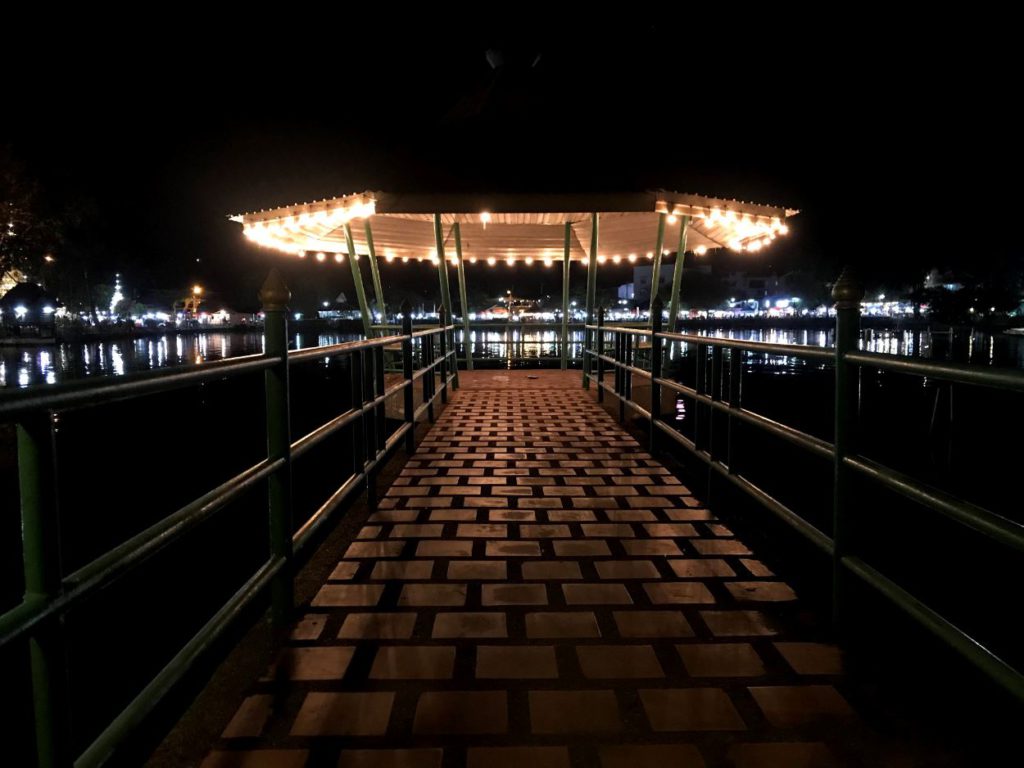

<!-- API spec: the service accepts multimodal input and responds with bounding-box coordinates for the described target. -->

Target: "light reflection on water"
[2,327,1022,389]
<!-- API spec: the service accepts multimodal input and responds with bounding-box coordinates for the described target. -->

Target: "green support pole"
[832,267,864,635]
[260,269,294,629]
[364,219,386,330]
[344,223,373,338]
[433,214,458,387]
[648,212,667,326]
[453,223,473,371]
[561,222,571,370]
[18,412,70,768]
[667,215,691,331]
[583,213,599,388]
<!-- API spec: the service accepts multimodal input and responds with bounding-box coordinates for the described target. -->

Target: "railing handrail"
[0,282,459,768]
[586,293,1024,705]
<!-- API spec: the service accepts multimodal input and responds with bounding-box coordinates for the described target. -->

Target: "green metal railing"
[0,272,456,768]
[584,270,1024,704]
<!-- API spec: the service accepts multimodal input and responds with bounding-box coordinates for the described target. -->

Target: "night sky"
[3,14,1019,311]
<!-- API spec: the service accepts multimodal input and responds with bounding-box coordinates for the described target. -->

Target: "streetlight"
[193,285,203,296]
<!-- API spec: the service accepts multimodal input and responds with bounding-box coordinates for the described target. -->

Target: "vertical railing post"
[438,306,448,405]
[727,349,742,475]
[260,268,293,629]
[18,410,71,768]
[832,267,864,635]
[453,222,473,372]
[561,222,572,370]
[401,300,415,454]
[694,343,706,452]
[425,325,435,422]
[650,295,664,453]
[615,328,625,423]
[596,307,605,402]
[350,349,366,478]
[707,345,723,501]
[583,213,599,388]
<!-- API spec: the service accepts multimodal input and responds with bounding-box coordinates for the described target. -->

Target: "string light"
[480,211,491,228]
[694,245,708,256]
[315,252,326,262]
[597,254,607,264]
[334,253,345,262]
[667,214,678,224]
[487,256,497,266]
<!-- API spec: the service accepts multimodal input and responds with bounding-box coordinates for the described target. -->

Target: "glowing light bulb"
[480,211,491,228]
[597,254,607,264]
[628,254,637,263]
[525,256,534,265]
[335,253,344,262]
[543,257,553,267]
[297,251,306,258]
[667,214,678,224]
[469,256,477,263]
[646,251,654,259]
[778,224,790,235]
[316,252,326,262]
[487,256,497,266]
[612,255,621,264]
[402,256,409,263]
[694,245,708,256]
[506,256,515,266]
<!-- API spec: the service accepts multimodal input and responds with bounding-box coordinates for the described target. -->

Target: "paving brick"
[467,747,569,768]
[678,643,766,677]
[477,645,559,678]
[398,584,467,607]
[576,644,664,678]
[413,691,508,734]
[598,745,706,768]
[337,749,443,768]
[339,613,417,640]
[291,692,394,736]
[432,612,507,639]
[748,685,854,727]
[369,646,456,679]
[529,690,621,733]
[613,610,695,638]
[639,688,746,731]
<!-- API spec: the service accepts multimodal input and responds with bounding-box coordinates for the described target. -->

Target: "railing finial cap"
[259,268,291,310]
[831,267,864,306]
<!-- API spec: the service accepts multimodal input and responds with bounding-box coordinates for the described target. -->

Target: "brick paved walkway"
[199,371,875,768]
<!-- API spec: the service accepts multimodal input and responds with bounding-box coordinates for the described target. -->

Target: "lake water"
[2,325,1023,388]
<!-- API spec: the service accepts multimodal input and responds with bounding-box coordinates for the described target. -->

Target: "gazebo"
[231,190,797,368]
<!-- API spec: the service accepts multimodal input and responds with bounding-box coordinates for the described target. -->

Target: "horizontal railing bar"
[74,556,286,768]
[844,350,1024,391]
[0,458,292,649]
[293,421,411,555]
[653,420,835,554]
[653,376,835,460]
[845,455,1024,552]
[0,355,276,418]
[410,325,456,339]
[843,555,1024,704]
[287,334,402,364]
[657,331,835,361]
[291,409,360,460]
[588,325,653,337]
[292,474,362,553]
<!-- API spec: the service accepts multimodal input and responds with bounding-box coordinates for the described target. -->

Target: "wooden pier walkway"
[195,370,900,768]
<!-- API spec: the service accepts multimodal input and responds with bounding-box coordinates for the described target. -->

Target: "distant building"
[630,260,711,304]
[0,282,61,336]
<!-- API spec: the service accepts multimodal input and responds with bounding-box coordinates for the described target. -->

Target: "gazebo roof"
[231,190,797,265]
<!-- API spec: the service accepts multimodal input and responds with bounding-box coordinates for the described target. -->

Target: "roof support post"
[667,215,691,333]
[453,223,473,371]
[560,222,571,370]
[363,220,386,330]
[648,212,667,327]
[344,223,373,338]
[583,213,599,388]
[433,214,458,386]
